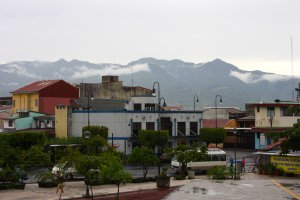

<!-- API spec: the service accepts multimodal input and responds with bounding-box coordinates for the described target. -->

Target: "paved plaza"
[0,173,299,200]
[165,174,300,200]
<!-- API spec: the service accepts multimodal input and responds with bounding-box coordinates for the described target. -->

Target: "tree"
[99,152,131,200]
[138,130,169,149]
[74,154,101,199]
[82,125,108,140]
[266,123,300,154]
[166,144,207,175]
[200,128,226,147]
[138,130,169,175]
[128,147,159,178]
[23,145,51,168]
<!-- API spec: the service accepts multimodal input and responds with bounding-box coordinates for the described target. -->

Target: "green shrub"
[0,131,46,150]
[82,126,108,140]
[207,166,227,180]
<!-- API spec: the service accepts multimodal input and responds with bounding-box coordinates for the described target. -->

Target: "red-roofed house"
[11,80,79,115]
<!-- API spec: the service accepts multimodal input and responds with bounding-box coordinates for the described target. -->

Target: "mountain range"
[0,58,297,109]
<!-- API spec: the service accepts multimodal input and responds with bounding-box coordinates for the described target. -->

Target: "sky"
[0,0,299,76]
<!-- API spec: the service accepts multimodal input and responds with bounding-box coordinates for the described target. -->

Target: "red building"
[11,80,79,115]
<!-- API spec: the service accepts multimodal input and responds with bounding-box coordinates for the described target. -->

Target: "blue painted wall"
[15,112,45,130]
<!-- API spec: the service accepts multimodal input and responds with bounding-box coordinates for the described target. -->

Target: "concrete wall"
[70,111,202,154]
[55,105,69,138]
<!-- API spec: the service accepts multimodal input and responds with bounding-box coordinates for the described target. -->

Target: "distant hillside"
[0,58,297,109]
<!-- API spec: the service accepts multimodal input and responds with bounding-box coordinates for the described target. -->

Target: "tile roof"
[202,119,231,128]
[11,80,61,94]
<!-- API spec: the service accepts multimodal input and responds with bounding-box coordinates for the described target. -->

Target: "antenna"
[131,65,133,87]
[291,36,294,101]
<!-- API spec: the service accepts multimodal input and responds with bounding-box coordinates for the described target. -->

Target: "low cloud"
[71,63,150,79]
[0,82,19,86]
[1,64,41,79]
[230,71,291,84]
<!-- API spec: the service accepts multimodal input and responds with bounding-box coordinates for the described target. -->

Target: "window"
[35,99,38,107]
[190,122,198,135]
[177,122,186,136]
[8,120,13,127]
[146,122,155,130]
[13,100,15,107]
[132,122,141,136]
[145,103,155,111]
[267,107,275,117]
[256,107,260,113]
[134,104,142,111]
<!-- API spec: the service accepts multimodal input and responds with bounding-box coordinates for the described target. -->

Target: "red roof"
[202,119,231,128]
[11,80,61,94]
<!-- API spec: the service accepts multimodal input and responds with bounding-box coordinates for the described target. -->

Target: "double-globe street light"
[194,95,199,111]
[152,82,167,175]
[215,95,223,128]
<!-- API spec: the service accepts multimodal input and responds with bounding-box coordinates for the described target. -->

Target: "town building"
[11,80,79,115]
[55,96,203,155]
[246,99,300,149]
[78,75,152,100]
[0,105,12,132]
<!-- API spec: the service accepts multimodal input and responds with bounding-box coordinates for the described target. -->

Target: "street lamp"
[83,87,93,198]
[233,128,238,180]
[215,95,223,128]
[193,95,199,111]
[153,82,165,175]
[84,131,91,198]
[152,82,160,111]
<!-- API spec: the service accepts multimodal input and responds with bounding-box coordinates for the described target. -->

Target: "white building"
[55,96,203,154]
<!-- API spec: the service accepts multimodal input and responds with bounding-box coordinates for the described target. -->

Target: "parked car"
[52,163,77,179]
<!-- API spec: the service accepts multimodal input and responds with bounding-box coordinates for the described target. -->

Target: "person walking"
[242,157,246,172]
[229,157,234,167]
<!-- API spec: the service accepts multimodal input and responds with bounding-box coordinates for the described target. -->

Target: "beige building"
[78,76,152,100]
[247,100,300,149]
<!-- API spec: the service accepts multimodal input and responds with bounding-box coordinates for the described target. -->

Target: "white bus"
[171,148,227,172]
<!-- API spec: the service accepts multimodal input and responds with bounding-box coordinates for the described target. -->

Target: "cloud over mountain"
[70,63,150,79]
[0,58,298,109]
[230,71,291,84]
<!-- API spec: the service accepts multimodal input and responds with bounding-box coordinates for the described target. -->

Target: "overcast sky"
[0,0,299,75]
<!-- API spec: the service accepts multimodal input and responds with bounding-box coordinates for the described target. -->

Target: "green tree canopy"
[166,144,207,175]
[0,131,46,150]
[129,146,159,178]
[82,125,108,140]
[266,123,300,154]
[138,130,169,149]
[200,128,226,146]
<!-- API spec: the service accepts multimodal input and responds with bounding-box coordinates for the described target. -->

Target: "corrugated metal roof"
[11,80,61,94]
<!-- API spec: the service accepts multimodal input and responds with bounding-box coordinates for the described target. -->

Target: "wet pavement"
[1,173,299,200]
[165,174,300,200]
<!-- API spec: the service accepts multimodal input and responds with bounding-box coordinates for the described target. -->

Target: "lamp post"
[83,86,93,198]
[233,128,237,180]
[152,82,160,111]
[193,95,199,111]
[215,95,223,128]
[153,82,163,175]
[84,131,91,198]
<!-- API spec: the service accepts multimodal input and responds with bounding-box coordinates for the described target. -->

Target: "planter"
[156,177,170,188]
[38,181,59,188]
[187,170,195,179]
[14,182,26,190]
[258,169,262,175]
[0,182,25,190]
